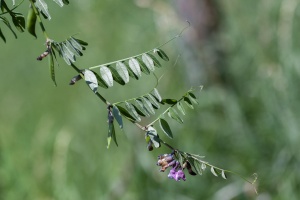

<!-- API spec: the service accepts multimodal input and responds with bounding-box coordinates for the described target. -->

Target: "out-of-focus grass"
[1,0,300,200]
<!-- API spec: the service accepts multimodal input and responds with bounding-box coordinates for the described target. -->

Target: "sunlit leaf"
[201,163,206,170]
[84,70,98,93]
[147,53,161,67]
[53,0,64,7]
[159,118,173,139]
[110,67,125,85]
[136,57,150,75]
[142,53,155,71]
[188,92,199,105]
[65,40,81,57]
[91,70,108,89]
[99,66,113,87]
[125,102,141,122]
[154,48,169,61]
[140,97,155,115]
[177,101,185,115]
[184,97,194,109]
[132,104,146,117]
[116,62,129,83]
[147,126,160,148]
[151,88,162,102]
[211,167,218,177]
[168,108,183,124]
[135,99,150,117]
[146,94,160,109]
[71,37,88,46]
[35,0,51,20]
[69,37,83,51]
[112,106,123,129]
[116,105,136,122]
[221,170,227,179]
[128,58,141,77]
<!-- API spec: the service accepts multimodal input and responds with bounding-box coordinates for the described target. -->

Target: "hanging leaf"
[71,37,88,46]
[136,57,150,75]
[0,28,6,42]
[0,16,17,39]
[211,167,218,177]
[151,88,162,102]
[146,94,160,109]
[53,0,64,7]
[159,118,173,139]
[112,106,123,129]
[154,48,169,61]
[107,122,118,149]
[147,53,161,67]
[188,92,199,105]
[184,97,194,109]
[221,170,227,179]
[91,70,108,89]
[35,0,51,20]
[142,53,155,71]
[12,12,25,32]
[135,99,150,117]
[140,97,155,115]
[125,102,141,122]
[146,126,160,148]
[99,66,113,87]
[84,70,98,93]
[26,6,37,38]
[161,99,177,105]
[48,50,56,86]
[128,58,141,77]
[116,105,136,122]
[176,152,184,166]
[177,101,185,115]
[132,104,147,117]
[168,108,183,124]
[116,62,129,83]
[110,67,125,85]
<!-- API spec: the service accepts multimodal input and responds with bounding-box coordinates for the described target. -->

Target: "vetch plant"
[0,0,258,193]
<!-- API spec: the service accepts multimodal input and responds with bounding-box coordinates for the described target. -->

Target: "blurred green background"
[1,0,300,199]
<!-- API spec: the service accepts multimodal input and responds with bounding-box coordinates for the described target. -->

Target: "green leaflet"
[132,104,147,117]
[107,122,118,149]
[188,92,199,105]
[184,96,194,109]
[136,57,150,75]
[140,97,155,115]
[128,58,141,77]
[12,12,25,32]
[84,70,98,93]
[154,48,169,61]
[146,94,160,109]
[110,66,125,85]
[159,118,173,139]
[177,101,185,115]
[211,167,218,177]
[99,66,113,87]
[168,108,183,124]
[49,49,56,86]
[0,27,5,42]
[35,0,51,20]
[146,126,160,148]
[116,105,136,122]
[116,62,129,83]
[53,0,64,7]
[142,53,155,71]
[125,102,141,122]
[135,99,150,117]
[91,70,108,89]
[26,6,37,38]
[112,106,123,129]
[146,53,161,67]
[0,16,17,39]
[151,88,162,102]
[161,99,177,105]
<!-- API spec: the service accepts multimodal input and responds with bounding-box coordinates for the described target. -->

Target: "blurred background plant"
[0,0,299,199]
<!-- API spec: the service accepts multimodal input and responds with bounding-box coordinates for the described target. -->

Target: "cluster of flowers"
[157,153,186,181]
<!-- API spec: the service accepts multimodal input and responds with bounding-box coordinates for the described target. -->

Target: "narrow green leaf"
[184,97,194,109]
[221,170,227,179]
[151,88,162,102]
[159,118,173,139]
[71,37,88,46]
[99,66,113,87]
[142,53,155,71]
[116,62,129,83]
[128,58,141,77]
[161,99,177,105]
[48,50,56,86]
[35,0,51,20]
[110,66,125,85]
[107,122,118,149]
[116,105,136,122]
[62,43,75,63]
[177,101,185,115]
[211,167,218,177]
[147,53,161,67]
[188,92,199,105]
[112,106,123,129]
[26,6,37,38]
[136,57,150,75]
[135,99,150,117]
[177,152,184,167]
[62,0,69,5]
[146,94,160,109]
[124,62,139,80]
[65,39,81,57]
[91,70,108,89]
[125,102,141,122]
[201,163,206,171]
[140,97,155,115]
[69,37,83,51]
[132,104,146,117]
[12,13,25,32]
[147,126,160,148]
[154,48,169,61]
[53,0,64,7]
[168,108,183,124]
[84,69,98,93]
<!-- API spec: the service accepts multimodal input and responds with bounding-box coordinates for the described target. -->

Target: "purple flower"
[175,169,186,181]
[167,162,186,181]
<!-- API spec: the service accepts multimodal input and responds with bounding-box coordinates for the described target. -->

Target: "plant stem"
[29,0,49,39]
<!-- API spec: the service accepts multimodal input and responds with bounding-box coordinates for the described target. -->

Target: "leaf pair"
[34,0,69,20]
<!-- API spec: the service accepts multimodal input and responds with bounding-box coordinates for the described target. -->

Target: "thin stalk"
[0,0,25,15]
[29,0,49,39]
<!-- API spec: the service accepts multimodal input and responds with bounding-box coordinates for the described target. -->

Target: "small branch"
[0,0,25,15]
